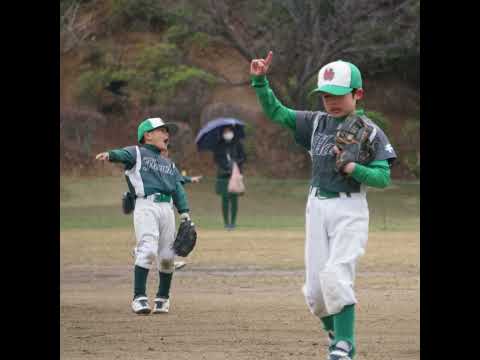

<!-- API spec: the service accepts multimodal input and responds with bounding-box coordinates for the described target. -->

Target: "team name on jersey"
[141,157,176,175]
[311,133,335,157]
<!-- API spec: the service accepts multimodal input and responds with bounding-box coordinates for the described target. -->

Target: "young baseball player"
[96,117,193,315]
[250,52,397,359]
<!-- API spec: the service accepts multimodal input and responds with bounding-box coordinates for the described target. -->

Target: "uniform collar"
[335,108,364,121]
[142,143,162,153]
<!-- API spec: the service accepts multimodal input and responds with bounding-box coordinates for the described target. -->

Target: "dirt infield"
[60,229,419,360]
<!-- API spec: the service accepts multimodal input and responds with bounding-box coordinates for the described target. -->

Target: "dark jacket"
[213,140,246,176]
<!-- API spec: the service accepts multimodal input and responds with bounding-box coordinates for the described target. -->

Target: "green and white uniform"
[252,73,397,356]
[108,143,189,273]
[107,117,187,314]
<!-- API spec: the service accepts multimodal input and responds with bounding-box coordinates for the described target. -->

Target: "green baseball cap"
[311,60,362,95]
[137,117,178,143]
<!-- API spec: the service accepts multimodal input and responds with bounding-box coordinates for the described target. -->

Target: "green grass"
[60,176,419,231]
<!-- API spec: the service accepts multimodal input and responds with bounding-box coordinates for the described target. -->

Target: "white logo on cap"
[385,144,394,153]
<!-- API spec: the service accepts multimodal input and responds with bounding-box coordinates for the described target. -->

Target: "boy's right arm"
[95,147,136,170]
[251,75,296,132]
[250,51,296,132]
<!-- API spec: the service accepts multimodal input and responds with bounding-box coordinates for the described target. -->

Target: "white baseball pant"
[302,189,369,318]
[133,198,176,273]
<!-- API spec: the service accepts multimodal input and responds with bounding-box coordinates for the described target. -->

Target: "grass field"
[60,176,419,231]
[60,176,419,360]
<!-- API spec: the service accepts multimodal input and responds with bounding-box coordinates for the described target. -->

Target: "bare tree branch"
[177,0,419,106]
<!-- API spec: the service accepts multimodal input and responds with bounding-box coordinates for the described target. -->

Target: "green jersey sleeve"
[172,181,190,214]
[108,146,137,170]
[251,75,296,131]
[351,159,391,188]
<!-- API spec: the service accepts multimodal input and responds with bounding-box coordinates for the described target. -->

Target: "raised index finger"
[264,51,273,67]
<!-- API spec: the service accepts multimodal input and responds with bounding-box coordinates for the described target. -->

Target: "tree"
[173,0,419,108]
[60,0,99,54]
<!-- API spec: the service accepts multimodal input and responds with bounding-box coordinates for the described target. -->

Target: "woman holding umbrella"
[214,126,246,229]
[195,118,247,230]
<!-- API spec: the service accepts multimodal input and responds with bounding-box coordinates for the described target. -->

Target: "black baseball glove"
[122,192,136,214]
[335,114,378,174]
[172,216,197,257]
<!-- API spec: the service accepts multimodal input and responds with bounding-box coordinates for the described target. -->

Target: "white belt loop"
[145,193,159,202]
[144,193,173,204]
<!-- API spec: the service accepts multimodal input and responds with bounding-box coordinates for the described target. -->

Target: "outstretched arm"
[95,148,136,169]
[250,51,296,132]
[181,175,202,184]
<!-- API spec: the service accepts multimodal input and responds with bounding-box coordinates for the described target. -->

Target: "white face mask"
[223,131,234,141]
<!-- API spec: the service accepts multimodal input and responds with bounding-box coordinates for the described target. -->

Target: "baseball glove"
[335,114,378,174]
[172,218,197,257]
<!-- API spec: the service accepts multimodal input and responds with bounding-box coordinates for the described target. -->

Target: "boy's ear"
[354,88,364,101]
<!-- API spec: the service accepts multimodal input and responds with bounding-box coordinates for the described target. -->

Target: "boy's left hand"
[333,146,355,174]
[191,176,203,183]
[180,212,191,222]
[342,162,356,174]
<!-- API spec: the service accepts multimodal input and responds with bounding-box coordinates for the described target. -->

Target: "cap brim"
[153,123,178,135]
[310,85,353,96]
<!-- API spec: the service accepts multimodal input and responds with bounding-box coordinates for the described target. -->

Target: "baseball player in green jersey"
[96,117,193,315]
[250,52,397,360]
[127,147,200,271]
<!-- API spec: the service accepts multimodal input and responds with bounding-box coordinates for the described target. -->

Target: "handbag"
[227,162,245,195]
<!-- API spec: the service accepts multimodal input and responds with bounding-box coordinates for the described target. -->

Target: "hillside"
[60,0,420,179]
